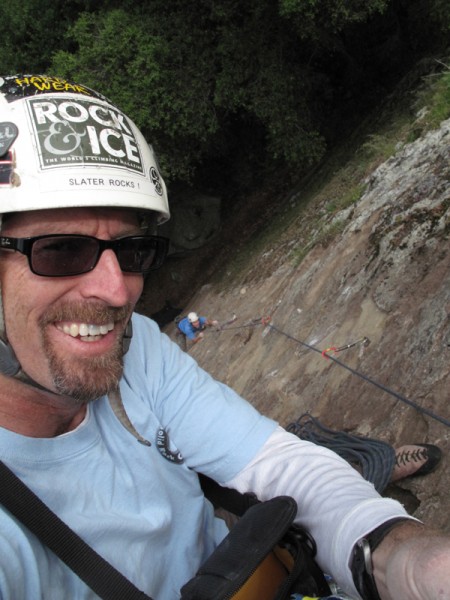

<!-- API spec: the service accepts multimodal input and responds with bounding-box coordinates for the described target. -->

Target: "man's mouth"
[56,321,115,342]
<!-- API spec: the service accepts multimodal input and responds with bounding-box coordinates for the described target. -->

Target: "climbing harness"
[183,475,333,600]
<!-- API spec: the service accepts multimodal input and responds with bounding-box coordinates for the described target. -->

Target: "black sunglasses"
[0,233,169,277]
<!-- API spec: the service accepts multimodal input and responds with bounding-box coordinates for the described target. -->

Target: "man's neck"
[0,375,87,438]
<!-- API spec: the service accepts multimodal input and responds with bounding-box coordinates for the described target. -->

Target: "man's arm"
[223,426,450,599]
[205,319,219,327]
[192,317,218,342]
[372,521,450,600]
[198,317,218,328]
[222,426,428,599]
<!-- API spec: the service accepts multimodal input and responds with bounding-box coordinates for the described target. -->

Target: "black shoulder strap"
[0,463,302,598]
[199,474,259,516]
[0,460,152,600]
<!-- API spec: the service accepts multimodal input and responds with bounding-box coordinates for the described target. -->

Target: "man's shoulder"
[177,317,190,329]
[132,312,163,340]
[125,312,168,370]
[133,311,157,328]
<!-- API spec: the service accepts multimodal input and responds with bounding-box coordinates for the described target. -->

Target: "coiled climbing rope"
[286,413,395,494]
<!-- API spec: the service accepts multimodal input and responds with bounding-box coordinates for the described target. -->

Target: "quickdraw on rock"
[321,337,370,359]
[267,323,450,429]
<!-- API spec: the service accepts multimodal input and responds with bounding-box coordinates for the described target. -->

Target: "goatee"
[39,301,132,402]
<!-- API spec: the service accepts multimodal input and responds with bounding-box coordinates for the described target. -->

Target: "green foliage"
[1,0,449,194]
[279,0,389,35]
[211,3,327,170]
[325,182,366,213]
[0,0,87,74]
[402,64,450,142]
[52,6,221,181]
[430,0,450,30]
[359,133,398,160]
[49,0,403,184]
[428,70,450,122]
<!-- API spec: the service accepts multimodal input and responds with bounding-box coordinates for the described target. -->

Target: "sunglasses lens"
[31,236,99,276]
[117,237,167,273]
[29,235,168,276]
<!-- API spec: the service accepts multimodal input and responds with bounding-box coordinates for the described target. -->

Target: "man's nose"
[78,249,142,306]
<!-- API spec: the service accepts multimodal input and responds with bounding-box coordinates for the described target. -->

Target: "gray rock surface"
[162,119,450,531]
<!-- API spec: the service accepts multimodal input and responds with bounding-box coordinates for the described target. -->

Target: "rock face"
[157,120,450,531]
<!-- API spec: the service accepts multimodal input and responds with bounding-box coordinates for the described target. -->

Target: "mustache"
[40,302,133,326]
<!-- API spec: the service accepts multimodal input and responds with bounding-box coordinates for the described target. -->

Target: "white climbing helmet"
[0,74,170,223]
[188,312,199,323]
[0,75,171,445]
[0,74,170,380]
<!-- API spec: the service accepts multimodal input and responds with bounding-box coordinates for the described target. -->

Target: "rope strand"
[207,316,450,429]
[268,323,450,429]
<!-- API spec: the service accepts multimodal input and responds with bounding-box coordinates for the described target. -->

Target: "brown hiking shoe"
[391,444,442,482]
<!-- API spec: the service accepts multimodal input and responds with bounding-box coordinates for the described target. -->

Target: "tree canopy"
[0,0,448,194]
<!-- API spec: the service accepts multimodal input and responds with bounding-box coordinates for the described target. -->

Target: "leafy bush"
[0,0,448,194]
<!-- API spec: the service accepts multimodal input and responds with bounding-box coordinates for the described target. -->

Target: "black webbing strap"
[199,474,259,516]
[0,460,152,600]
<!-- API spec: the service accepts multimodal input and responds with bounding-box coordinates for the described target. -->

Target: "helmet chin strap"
[0,319,49,389]
[0,338,20,377]
[0,215,21,378]
[0,276,29,384]
[0,216,50,387]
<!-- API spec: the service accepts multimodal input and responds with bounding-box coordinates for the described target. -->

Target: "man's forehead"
[2,207,141,232]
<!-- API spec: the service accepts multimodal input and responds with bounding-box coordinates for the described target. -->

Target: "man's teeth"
[58,322,114,341]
